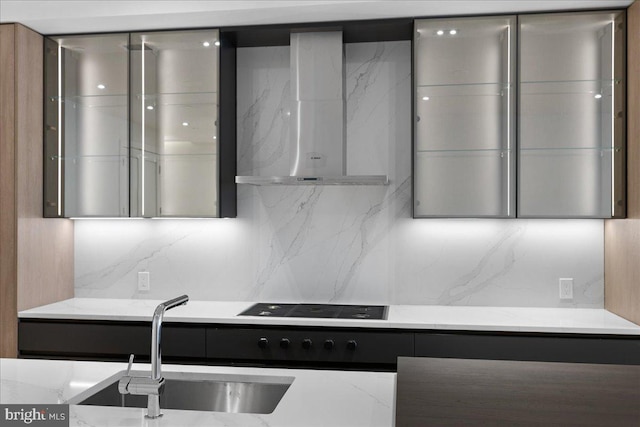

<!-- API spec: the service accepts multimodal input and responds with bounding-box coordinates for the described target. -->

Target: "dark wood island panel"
[396,357,640,426]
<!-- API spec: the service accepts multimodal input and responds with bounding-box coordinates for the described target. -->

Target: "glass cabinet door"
[130,30,220,218]
[44,34,129,217]
[518,11,625,218]
[414,16,516,217]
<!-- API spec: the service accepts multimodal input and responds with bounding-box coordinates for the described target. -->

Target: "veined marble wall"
[75,41,604,308]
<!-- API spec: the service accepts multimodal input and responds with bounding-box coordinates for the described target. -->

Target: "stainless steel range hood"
[236,31,388,186]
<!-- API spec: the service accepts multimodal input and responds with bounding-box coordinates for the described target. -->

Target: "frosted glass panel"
[414,16,516,217]
[48,33,130,217]
[416,84,505,152]
[519,148,612,217]
[415,150,510,217]
[518,11,625,218]
[130,30,220,217]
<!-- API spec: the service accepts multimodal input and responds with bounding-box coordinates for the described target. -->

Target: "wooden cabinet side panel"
[605,220,640,324]
[605,1,640,325]
[0,24,18,358]
[628,1,640,219]
[14,24,74,311]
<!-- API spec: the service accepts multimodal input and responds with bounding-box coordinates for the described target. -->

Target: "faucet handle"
[118,354,135,395]
[126,353,135,375]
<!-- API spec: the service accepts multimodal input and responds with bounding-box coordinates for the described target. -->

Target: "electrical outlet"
[559,278,573,300]
[138,271,150,292]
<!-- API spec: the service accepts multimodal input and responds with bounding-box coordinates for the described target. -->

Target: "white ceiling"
[0,1,633,35]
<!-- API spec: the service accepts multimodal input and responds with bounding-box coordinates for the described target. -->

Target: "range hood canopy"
[236,30,388,186]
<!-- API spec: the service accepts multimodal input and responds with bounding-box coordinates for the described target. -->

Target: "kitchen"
[1,0,640,425]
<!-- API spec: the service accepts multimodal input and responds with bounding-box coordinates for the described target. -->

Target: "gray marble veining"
[74,41,604,308]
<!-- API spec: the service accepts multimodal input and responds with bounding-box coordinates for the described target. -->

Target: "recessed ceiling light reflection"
[422,96,430,101]
[449,29,457,35]
[436,30,444,36]
[97,84,106,90]
[182,122,189,126]
[202,41,210,47]
[594,94,602,99]
[214,41,221,47]
[146,105,154,110]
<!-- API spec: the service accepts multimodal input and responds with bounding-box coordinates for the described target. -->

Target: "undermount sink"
[68,371,294,414]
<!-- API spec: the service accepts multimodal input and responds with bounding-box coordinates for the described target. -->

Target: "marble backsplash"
[74,41,604,308]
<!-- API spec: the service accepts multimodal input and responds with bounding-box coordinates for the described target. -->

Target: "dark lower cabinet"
[414,332,640,365]
[18,320,414,369]
[206,327,414,366]
[18,320,206,362]
[18,319,640,369]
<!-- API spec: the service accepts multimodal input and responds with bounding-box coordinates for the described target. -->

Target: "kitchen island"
[0,358,395,427]
[396,357,640,426]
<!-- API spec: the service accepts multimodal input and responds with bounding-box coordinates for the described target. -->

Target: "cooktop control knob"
[258,337,269,349]
[302,338,313,349]
[280,338,290,349]
[324,339,335,350]
[347,340,358,351]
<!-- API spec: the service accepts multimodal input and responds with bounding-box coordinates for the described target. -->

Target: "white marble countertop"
[18,298,640,335]
[0,358,395,427]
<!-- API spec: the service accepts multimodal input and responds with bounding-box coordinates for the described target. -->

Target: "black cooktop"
[239,303,387,320]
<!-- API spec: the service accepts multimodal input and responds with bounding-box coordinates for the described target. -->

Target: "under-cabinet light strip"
[57,43,62,217]
[141,40,145,217]
[610,20,615,217]
[506,24,511,217]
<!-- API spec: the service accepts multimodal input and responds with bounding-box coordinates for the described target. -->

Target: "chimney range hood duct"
[236,31,388,186]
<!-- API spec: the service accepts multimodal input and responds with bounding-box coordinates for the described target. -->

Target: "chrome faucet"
[118,295,189,418]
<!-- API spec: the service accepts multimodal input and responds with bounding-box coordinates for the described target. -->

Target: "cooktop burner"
[239,303,387,320]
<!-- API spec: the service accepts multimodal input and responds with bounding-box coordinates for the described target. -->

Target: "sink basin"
[68,371,294,414]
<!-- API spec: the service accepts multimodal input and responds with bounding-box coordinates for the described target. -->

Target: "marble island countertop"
[0,358,394,427]
[18,298,640,335]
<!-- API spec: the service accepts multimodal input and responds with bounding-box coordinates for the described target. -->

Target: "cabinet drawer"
[207,327,414,365]
[18,320,206,360]
[415,333,640,365]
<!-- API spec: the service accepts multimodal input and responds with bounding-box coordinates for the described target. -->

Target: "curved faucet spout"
[120,295,189,419]
[157,294,190,313]
[151,295,189,381]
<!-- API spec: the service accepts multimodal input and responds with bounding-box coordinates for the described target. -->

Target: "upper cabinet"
[129,30,220,217]
[44,29,234,218]
[518,11,626,218]
[43,11,625,219]
[414,10,626,219]
[44,33,129,217]
[414,16,516,218]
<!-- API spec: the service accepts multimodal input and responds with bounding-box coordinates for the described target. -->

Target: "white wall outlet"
[138,271,150,292]
[559,278,573,300]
